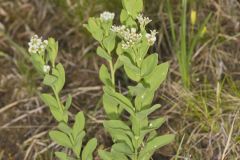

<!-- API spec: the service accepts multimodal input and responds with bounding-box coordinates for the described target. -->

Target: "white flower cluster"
[100,11,115,21]
[28,35,48,54]
[43,65,50,73]
[112,26,142,49]
[111,25,126,33]
[137,14,152,27]
[145,30,157,45]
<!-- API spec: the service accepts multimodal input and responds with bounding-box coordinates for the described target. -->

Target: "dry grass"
[0,0,240,159]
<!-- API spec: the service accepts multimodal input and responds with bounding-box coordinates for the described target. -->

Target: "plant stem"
[108,60,115,87]
[53,88,64,112]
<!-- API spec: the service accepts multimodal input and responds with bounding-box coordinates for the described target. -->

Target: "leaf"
[85,18,103,42]
[139,117,166,138]
[49,130,72,148]
[124,65,141,82]
[57,122,72,135]
[147,130,157,142]
[135,0,143,14]
[43,74,57,87]
[104,120,131,131]
[113,58,123,71]
[98,150,113,160]
[104,120,133,140]
[122,0,143,17]
[136,104,161,120]
[40,94,58,108]
[98,150,128,160]
[116,43,124,55]
[97,47,112,61]
[110,132,134,151]
[125,17,137,27]
[99,65,112,87]
[104,89,135,115]
[138,152,153,160]
[139,134,175,157]
[104,120,133,150]
[103,93,120,119]
[73,112,85,139]
[112,143,133,155]
[119,55,139,72]
[144,62,169,91]
[119,55,141,82]
[141,54,158,77]
[103,33,116,53]
[81,138,97,160]
[73,131,85,158]
[128,83,146,96]
[65,94,72,110]
[120,9,129,24]
[47,38,58,66]
[52,63,65,94]
[55,152,68,160]
[40,93,63,121]
[138,40,149,60]
[50,106,64,122]
[149,117,165,129]
[30,53,45,74]
[134,90,154,111]
[130,115,141,136]
[62,110,68,123]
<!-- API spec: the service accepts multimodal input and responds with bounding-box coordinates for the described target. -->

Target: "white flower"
[111,25,126,33]
[112,25,142,49]
[43,65,50,73]
[145,30,157,45]
[137,14,152,27]
[100,11,115,21]
[28,35,48,54]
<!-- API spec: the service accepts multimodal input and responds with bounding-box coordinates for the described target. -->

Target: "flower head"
[145,30,157,45]
[28,35,48,54]
[112,25,142,49]
[43,65,50,73]
[111,25,126,33]
[100,11,115,21]
[137,14,152,27]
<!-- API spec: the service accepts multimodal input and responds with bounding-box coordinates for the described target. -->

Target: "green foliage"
[49,112,97,160]
[28,0,175,159]
[166,0,211,88]
[85,0,174,159]
[47,38,58,67]
[28,35,97,160]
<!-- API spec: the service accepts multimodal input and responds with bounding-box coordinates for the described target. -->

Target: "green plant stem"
[167,0,176,43]
[108,60,115,87]
[179,0,190,89]
[133,152,138,160]
[53,88,64,112]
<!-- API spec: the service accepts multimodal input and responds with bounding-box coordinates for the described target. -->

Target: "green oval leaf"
[97,47,112,61]
[81,138,97,160]
[141,54,158,77]
[49,130,72,148]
